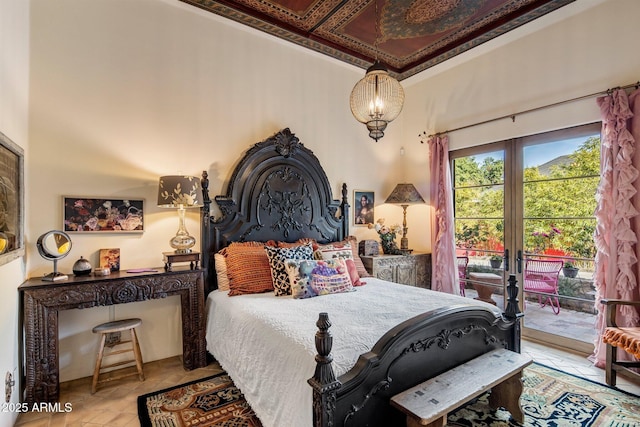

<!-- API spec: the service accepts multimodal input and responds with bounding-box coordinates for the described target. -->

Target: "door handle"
[517,250,522,273]
[504,249,509,271]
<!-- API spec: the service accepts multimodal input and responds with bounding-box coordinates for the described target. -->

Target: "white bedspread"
[205,278,499,427]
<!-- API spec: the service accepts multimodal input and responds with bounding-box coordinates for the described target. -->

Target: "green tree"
[454,136,600,264]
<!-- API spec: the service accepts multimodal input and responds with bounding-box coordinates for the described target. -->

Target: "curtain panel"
[428,135,459,295]
[592,88,640,367]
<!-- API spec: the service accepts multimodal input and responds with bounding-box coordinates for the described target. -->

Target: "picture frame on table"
[99,248,121,272]
[63,197,144,232]
[0,131,25,266]
[353,190,375,226]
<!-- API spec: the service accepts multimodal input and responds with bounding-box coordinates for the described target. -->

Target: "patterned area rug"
[138,364,639,427]
[137,372,262,427]
[449,363,640,426]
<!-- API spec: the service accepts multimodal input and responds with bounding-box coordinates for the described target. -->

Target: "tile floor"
[14,340,639,427]
[464,288,597,344]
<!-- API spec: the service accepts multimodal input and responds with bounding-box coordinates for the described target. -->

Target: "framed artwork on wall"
[354,190,375,226]
[0,131,25,266]
[63,197,144,232]
[99,248,121,272]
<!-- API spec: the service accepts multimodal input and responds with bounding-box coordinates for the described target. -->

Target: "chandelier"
[349,1,404,142]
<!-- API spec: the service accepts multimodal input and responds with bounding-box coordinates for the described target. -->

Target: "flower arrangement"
[368,218,403,255]
[531,226,561,253]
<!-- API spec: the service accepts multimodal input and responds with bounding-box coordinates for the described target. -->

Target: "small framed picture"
[354,190,375,226]
[99,248,120,272]
[63,197,144,232]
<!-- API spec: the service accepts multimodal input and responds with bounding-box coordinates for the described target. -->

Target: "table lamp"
[157,175,202,253]
[385,183,425,252]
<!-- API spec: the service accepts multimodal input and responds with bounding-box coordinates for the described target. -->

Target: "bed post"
[504,274,523,353]
[200,171,213,293]
[308,312,341,427]
[341,183,350,240]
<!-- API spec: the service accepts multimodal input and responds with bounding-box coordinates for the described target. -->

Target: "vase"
[490,259,502,269]
[380,235,401,255]
[72,256,92,276]
[563,267,579,278]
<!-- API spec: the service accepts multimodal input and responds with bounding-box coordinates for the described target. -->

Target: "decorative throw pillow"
[277,238,316,248]
[214,252,230,291]
[285,258,354,299]
[265,243,314,296]
[314,242,364,287]
[347,236,372,278]
[225,242,275,296]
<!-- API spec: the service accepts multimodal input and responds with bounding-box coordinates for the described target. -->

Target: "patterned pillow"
[225,242,275,296]
[277,238,316,248]
[265,243,314,296]
[313,242,364,287]
[285,258,354,299]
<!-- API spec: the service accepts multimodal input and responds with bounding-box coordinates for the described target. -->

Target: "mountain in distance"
[536,155,572,176]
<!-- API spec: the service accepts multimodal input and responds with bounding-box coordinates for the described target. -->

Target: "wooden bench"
[391,348,532,427]
[468,272,502,305]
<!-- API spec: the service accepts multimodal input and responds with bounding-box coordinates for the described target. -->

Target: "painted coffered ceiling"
[179,0,574,80]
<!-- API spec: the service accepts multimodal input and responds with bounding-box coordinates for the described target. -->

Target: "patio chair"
[523,259,563,314]
[601,299,640,387]
[457,256,469,297]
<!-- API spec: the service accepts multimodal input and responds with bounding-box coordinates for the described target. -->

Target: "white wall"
[28,0,410,382]
[0,0,29,424]
[402,0,640,250]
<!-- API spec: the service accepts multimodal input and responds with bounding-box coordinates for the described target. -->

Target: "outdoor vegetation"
[453,136,600,272]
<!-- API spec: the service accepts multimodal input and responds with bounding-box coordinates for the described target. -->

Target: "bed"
[200,128,522,427]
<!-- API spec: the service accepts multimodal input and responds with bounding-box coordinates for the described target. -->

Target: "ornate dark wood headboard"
[200,128,350,293]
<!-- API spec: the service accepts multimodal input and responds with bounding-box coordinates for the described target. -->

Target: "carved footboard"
[309,275,522,427]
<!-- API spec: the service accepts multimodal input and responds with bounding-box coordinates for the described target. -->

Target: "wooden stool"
[91,318,144,393]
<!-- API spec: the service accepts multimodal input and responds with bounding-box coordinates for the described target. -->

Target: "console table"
[19,267,207,405]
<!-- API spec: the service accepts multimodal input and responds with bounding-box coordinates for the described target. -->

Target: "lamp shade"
[350,61,405,142]
[385,183,425,205]
[157,176,202,208]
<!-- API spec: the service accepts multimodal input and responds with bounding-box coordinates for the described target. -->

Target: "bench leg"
[489,371,525,423]
[407,415,446,427]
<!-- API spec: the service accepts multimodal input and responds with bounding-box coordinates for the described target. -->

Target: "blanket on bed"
[205,279,499,427]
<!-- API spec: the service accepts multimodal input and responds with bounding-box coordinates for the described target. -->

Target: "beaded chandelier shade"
[349,0,404,142]
[350,62,405,142]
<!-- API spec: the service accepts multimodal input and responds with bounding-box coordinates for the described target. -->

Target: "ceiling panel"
[180,0,575,80]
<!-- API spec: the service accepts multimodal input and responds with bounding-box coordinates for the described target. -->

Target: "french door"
[451,123,601,353]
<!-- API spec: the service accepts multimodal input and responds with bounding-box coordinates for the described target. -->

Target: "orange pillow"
[225,242,274,296]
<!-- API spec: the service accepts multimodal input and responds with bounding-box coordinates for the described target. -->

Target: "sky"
[470,135,597,168]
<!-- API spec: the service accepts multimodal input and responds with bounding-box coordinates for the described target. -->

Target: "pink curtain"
[428,135,459,294]
[592,88,640,367]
